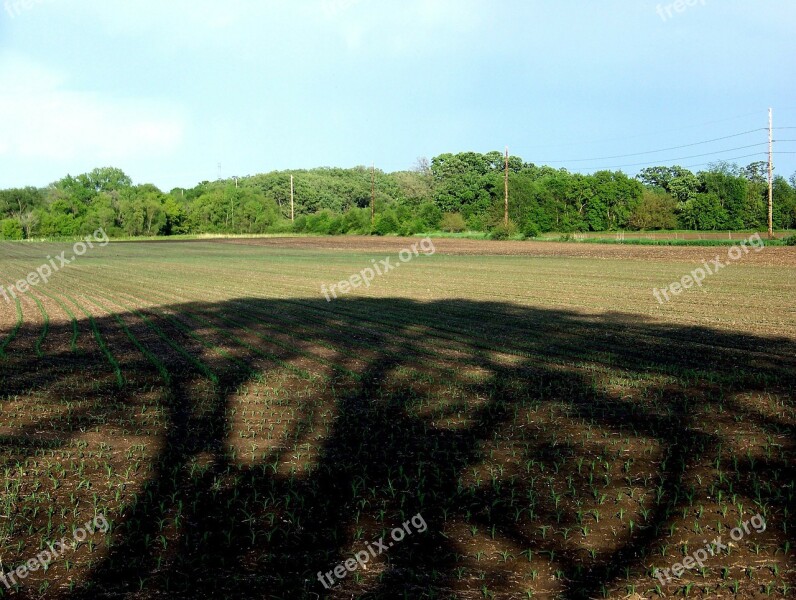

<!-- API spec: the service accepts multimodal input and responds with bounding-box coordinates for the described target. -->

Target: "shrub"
[394,204,413,229]
[327,215,344,235]
[0,219,23,240]
[398,219,425,237]
[292,215,308,233]
[341,209,369,234]
[267,219,295,234]
[306,211,334,234]
[489,220,518,240]
[522,221,541,239]
[373,213,399,236]
[465,214,485,232]
[440,213,467,233]
[784,234,796,246]
[418,203,442,230]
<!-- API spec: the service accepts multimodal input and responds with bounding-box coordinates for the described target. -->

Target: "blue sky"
[1,0,794,191]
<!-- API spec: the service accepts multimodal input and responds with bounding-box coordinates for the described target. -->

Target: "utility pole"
[371,163,376,228]
[231,177,238,233]
[504,147,509,227]
[290,175,295,222]
[768,108,774,240]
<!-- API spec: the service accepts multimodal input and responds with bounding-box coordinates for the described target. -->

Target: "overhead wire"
[525,109,766,150]
[567,143,769,171]
[527,121,796,173]
[537,129,764,164]
[682,153,767,170]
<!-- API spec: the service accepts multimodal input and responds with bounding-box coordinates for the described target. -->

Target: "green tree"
[163,197,188,235]
[82,167,133,193]
[772,176,796,229]
[628,189,678,230]
[699,169,747,229]
[680,193,727,230]
[82,192,119,235]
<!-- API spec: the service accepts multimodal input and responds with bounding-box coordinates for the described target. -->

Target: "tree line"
[1,153,795,240]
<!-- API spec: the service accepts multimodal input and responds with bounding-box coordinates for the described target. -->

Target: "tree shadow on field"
[1,297,795,599]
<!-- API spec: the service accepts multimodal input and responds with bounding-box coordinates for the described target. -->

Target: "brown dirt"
[217,236,796,266]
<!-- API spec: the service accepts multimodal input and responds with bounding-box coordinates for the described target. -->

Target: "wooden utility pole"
[230,177,237,232]
[768,108,774,240]
[290,175,295,222]
[371,163,376,228]
[504,147,509,227]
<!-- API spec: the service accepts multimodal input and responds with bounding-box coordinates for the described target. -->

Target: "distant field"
[539,230,796,242]
[0,237,794,599]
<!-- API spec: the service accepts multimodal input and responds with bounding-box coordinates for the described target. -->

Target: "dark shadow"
[0,298,794,599]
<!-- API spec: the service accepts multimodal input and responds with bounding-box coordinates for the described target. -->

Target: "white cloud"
[0,54,186,162]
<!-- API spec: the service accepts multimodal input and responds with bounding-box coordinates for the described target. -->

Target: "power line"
[526,109,766,150]
[682,153,767,170]
[538,129,763,164]
[574,143,769,171]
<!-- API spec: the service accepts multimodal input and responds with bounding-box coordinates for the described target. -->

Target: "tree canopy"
[1,157,794,240]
